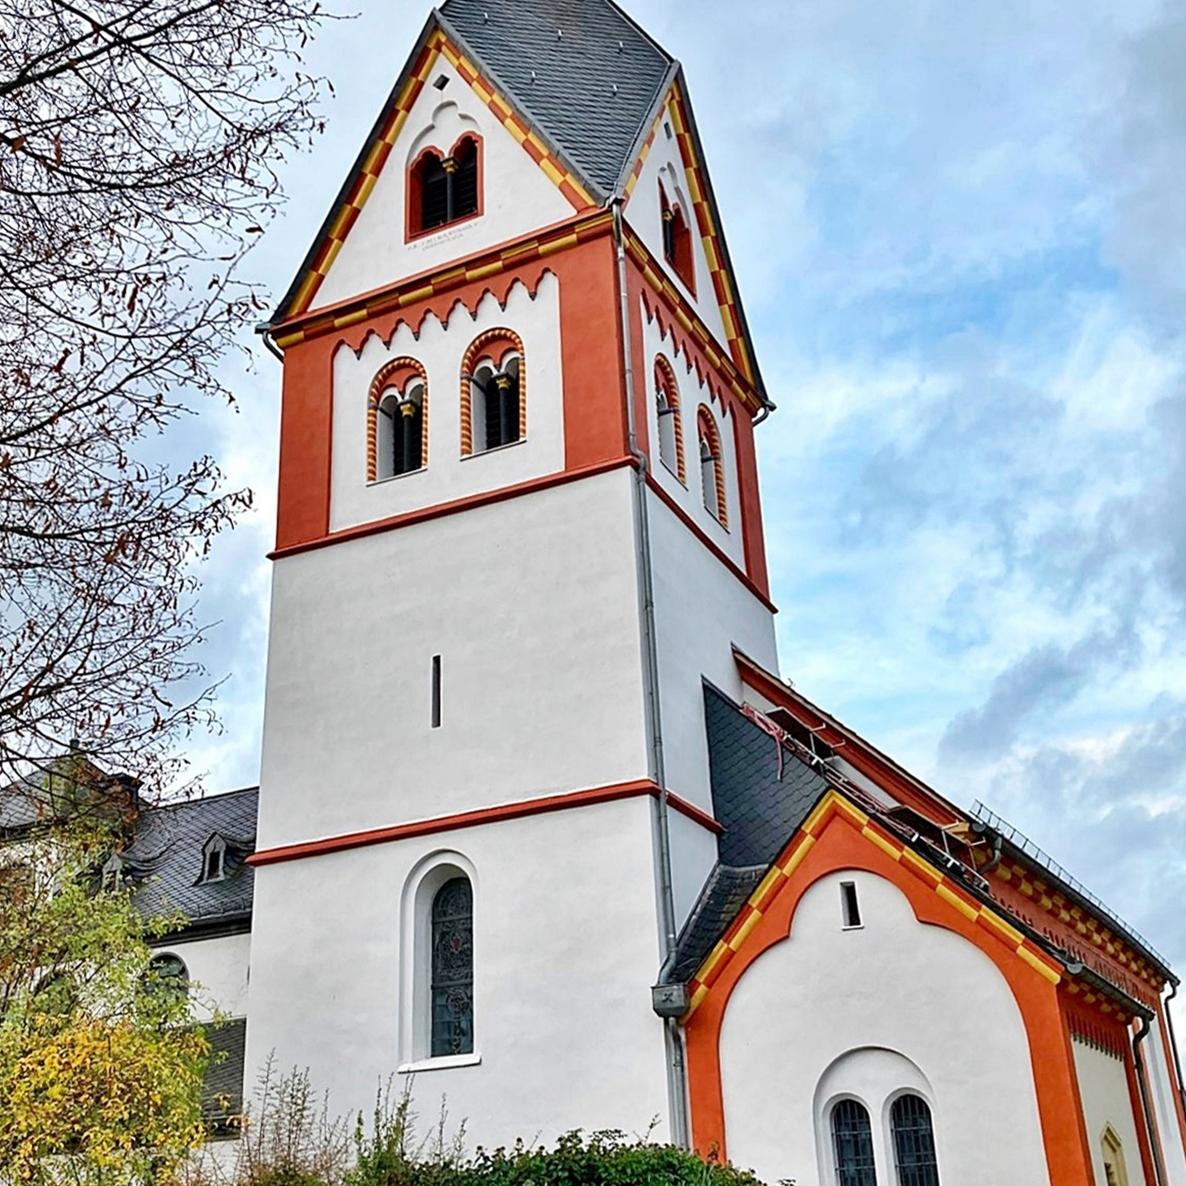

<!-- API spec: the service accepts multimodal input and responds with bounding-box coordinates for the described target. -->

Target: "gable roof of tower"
[266,1,770,405]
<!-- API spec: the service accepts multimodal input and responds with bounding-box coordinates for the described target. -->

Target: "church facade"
[19,1,1186,1183]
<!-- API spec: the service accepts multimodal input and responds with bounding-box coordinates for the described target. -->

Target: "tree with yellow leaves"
[0,774,209,1184]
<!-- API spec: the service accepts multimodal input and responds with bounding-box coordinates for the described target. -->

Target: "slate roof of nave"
[437,0,674,196]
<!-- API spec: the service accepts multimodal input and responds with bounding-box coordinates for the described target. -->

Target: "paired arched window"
[410,135,481,237]
[829,1093,941,1186]
[654,356,685,482]
[660,182,695,293]
[697,406,727,526]
[368,359,428,481]
[832,1099,877,1186]
[430,876,474,1058]
[890,1095,940,1186]
[461,329,526,455]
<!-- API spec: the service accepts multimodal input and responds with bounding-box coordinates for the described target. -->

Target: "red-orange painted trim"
[248,780,720,867]
[683,799,1093,1185]
[644,473,778,613]
[733,649,962,825]
[270,457,636,561]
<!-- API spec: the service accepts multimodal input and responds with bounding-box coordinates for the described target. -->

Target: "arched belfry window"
[654,356,685,482]
[409,134,482,237]
[430,877,473,1057]
[890,1095,939,1186]
[831,1099,877,1186]
[461,329,526,456]
[660,182,695,294]
[697,405,727,526]
[368,359,428,482]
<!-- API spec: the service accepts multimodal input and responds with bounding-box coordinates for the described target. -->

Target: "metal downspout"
[612,197,688,1149]
[1135,1016,1168,1186]
[1165,980,1186,1121]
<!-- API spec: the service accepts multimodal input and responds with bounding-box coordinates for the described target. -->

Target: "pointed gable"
[438,0,673,195]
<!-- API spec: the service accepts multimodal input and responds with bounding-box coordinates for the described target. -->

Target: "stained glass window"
[832,1098,877,1186]
[430,877,473,1058]
[891,1094,940,1186]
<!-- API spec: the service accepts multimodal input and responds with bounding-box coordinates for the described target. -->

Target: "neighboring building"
[4,1,1185,1183]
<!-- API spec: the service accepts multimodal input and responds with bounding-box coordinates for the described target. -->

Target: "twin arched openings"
[831,1094,939,1186]
[409,134,481,238]
[367,330,526,482]
[660,181,695,294]
[654,354,728,527]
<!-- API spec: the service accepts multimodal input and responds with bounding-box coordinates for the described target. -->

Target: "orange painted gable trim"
[282,28,595,320]
[682,790,1093,1186]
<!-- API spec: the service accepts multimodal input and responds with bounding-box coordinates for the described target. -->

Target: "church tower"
[247,0,778,1145]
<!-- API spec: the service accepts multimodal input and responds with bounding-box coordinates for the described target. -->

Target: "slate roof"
[665,685,832,983]
[438,0,673,196]
[123,789,258,933]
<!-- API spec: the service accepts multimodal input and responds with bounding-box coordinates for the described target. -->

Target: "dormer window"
[410,135,481,237]
[660,182,695,294]
[201,835,227,884]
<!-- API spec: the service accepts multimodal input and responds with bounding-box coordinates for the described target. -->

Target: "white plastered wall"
[717,870,1050,1186]
[311,56,574,312]
[258,468,651,848]
[330,273,563,533]
[1073,1038,1147,1186]
[624,106,730,351]
[1148,1020,1186,1184]
[244,796,671,1148]
[641,298,745,570]
[150,932,250,1022]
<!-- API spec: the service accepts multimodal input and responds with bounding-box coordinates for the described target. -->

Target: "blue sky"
[185,0,1186,968]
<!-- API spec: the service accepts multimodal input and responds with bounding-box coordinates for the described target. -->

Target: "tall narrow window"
[1101,1127,1128,1186]
[430,877,473,1057]
[890,1095,939,1186]
[453,137,479,219]
[431,655,442,729]
[462,331,526,456]
[697,406,727,526]
[418,152,450,231]
[832,1099,877,1186]
[654,356,685,481]
[841,881,862,929]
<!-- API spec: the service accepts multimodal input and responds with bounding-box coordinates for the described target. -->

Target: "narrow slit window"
[431,655,442,729]
[841,881,862,928]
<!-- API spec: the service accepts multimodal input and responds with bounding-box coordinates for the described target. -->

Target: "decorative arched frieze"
[460,328,526,456]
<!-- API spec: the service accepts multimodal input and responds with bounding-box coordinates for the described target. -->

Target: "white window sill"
[367,467,426,488]
[397,1052,482,1075]
[461,437,525,460]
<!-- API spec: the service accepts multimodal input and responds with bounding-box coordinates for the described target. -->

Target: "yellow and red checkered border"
[684,790,1065,1019]
[625,86,755,386]
[274,212,611,349]
[283,28,596,321]
[630,236,762,415]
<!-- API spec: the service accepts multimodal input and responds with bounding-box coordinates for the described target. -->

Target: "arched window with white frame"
[368,359,428,482]
[697,405,727,526]
[890,1094,940,1186]
[831,1098,878,1186]
[398,852,479,1069]
[461,330,526,456]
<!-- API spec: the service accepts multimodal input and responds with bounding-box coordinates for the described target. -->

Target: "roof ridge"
[149,786,260,812]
